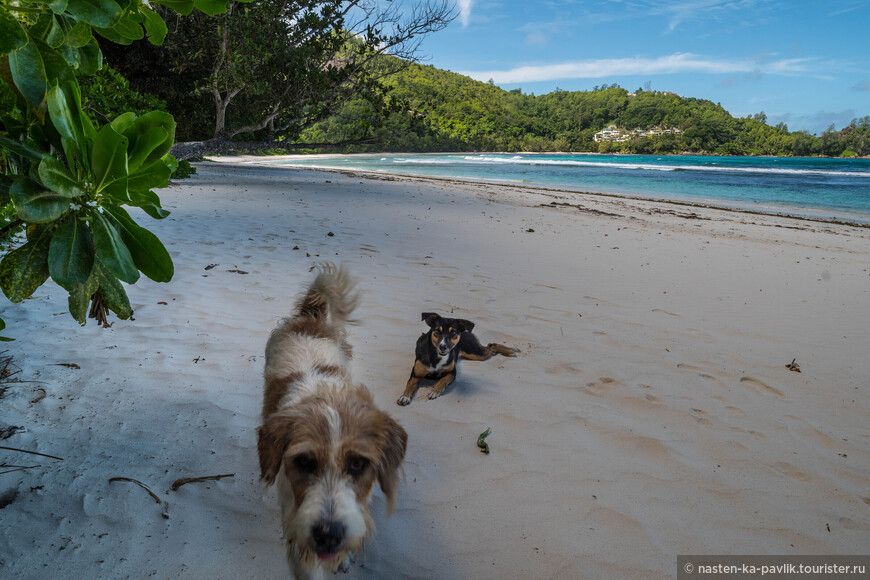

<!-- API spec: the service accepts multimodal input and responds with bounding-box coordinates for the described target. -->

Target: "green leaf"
[8,38,48,110]
[109,111,137,134]
[92,25,131,45]
[0,10,29,55]
[0,316,12,341]
[10,177,69,223]
[65,21,93,48]
[193,0,228,15]
[0,225,53,303]
[60,44,80,69]
[46,15,66,49]
[0,134,45,161]
[128,188,169,219]
[76,38,103,74]
[127,158,171,192]
[127,126,168,172]
[65,0,123,28]
[102,176,130,202]
[103,205,173,282]
[67,266,99,324]
[141,7,168,45]
[119,111,175,171]
[91,211,139,283]
[47,0,70,14]
[163,154,179,174]
[48,213,95,291]
[38,156,85,198]
[34,37,77,88]
[93,259,132,319]
[152,0,194,15]
[47,83,85,151]
[0,175,12,201]
[28,12,53,39]
[91,124,128,192]
[111,15,144,41]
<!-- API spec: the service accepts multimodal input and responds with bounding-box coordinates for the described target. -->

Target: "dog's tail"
[295,262,359,325]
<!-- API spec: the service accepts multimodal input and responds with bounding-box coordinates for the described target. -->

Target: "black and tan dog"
[397,312,519,405]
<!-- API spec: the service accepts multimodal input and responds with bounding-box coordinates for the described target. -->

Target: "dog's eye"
[293,454,318,475]
[345,456,369,477]
[432,330,440,338]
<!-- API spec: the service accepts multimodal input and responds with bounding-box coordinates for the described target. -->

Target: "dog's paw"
[428,391,441,400]
[397,396,412,406]
[336,556,352,574]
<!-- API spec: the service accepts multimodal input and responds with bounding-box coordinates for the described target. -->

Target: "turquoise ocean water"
[262,153,870,224]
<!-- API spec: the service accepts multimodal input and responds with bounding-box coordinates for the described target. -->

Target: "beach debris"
[50,363,80,370]
[525,228,535,233]
[226,269,248,274]
[88,293,121,327]
[109,477,169,519]
[477,428,492,455]
[0,488,19,509]
[0,445,63,461]
[170,473,235,491]
[30,388,46,404]
[0,426,25,440]
[327,232,335,237]
[1,352,16,380]
[204,264,218,271]
[1,463,40,476]
[786,358,801,373]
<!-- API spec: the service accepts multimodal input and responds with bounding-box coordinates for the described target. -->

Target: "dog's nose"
[312,520,345,554]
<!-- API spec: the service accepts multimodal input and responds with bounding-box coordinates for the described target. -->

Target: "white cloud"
[458,53,812,84]
[457,0,473,27]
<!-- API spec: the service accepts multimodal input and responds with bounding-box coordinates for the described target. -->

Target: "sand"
[2,157,869,579]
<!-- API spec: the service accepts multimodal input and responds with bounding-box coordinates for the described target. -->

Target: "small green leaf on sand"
[477,427,492,455]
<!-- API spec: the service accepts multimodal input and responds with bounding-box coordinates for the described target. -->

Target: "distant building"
[593,125,683,142]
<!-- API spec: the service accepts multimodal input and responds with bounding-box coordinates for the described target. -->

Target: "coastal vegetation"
[0,0,452,334]
[300,62,870,157]
[99,1,454,159]
[0,0,216,334]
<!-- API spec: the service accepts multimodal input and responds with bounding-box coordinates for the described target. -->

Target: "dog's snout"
[312,520,345,554]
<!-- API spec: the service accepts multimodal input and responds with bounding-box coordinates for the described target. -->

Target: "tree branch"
[170,135,382,161]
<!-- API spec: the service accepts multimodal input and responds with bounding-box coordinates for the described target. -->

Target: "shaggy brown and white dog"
[257,264,407,579]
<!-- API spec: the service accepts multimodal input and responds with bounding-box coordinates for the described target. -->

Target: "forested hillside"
[92,34,868,157]
[301,61,870,157]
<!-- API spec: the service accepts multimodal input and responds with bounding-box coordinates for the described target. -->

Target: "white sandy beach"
[2,157,869,579]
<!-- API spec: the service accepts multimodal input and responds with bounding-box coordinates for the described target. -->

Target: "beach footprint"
[739,376,785,399]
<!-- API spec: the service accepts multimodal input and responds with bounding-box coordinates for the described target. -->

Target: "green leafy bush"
[1,0,248,336]
[171,159,197,179]
[78,66,168,127]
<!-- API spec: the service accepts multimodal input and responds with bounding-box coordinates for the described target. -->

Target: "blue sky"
[415,0,870,135]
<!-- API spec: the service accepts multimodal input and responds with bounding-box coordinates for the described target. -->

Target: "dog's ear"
[421,312,440,327]
[257,414,293,486]
[375,412,408,515]
[455,319,475,333]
